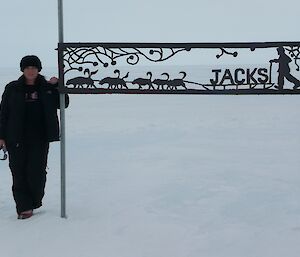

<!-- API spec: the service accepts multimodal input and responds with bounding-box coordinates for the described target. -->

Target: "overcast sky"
[0,0,299,69]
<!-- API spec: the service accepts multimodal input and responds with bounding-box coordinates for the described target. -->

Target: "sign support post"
[58,0,66,218]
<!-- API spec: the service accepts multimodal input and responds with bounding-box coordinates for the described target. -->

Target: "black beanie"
[20,55,42,72]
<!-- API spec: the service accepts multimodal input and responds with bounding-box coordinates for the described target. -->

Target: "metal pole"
[58,0,66,218]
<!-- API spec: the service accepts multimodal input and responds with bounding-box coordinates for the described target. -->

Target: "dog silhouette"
[66,69,97,88]
[132,72,154,89]
[99,70,129,89]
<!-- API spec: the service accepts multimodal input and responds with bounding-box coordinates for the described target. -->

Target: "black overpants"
[7,141,49,214]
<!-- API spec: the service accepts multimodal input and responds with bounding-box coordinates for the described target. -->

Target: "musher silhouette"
[270,46,300,90]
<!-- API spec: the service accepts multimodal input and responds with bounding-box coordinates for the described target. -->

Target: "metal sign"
[58,42,300,95]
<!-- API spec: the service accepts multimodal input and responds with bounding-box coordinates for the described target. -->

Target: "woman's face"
[23,66,39,82]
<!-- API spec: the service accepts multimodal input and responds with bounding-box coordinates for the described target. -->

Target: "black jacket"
[0,75,69,144]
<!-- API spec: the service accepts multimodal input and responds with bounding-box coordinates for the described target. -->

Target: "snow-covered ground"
[1,68,300,257]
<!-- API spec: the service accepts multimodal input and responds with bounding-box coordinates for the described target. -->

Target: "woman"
[0,55,69,219]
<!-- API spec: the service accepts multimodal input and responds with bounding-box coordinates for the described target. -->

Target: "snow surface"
[1,68,300,257]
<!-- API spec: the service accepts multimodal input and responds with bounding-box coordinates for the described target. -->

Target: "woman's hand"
[0,139,6,150]
[48,77,59,85]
